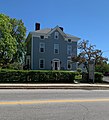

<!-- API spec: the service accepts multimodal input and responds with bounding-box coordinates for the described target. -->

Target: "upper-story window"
[68,39,71,43]
[39,42,45,53]
[67,45,72,55]
[54,44,59,54]
[40,36,44,39]
[54,32,59,39]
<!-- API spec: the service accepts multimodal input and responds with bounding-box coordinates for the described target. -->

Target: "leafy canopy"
[72,40,108,72]
[0,14,26,67]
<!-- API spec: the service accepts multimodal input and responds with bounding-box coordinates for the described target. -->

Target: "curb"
[0,84,109,90]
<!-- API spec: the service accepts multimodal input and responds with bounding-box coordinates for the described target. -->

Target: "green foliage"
[95,63,109,74]
[72,40,108,73]
[81,72,103,83]
[6,62,23,70]
[0,70,78,83]
[0,14,17,66]
[0,13,26,67]
[0,69,103,83]
[95,72,103,83]
[77,68,82,73]
[10,18,26,63]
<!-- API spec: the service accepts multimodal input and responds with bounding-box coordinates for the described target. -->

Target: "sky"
[0,0,109,59]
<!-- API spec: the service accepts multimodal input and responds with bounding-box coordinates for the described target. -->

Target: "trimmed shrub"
[95,72,103,83]
[0,69,78,83]
[81,72,103,83]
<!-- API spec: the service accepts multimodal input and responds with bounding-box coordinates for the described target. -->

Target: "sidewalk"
[0,83,109,89]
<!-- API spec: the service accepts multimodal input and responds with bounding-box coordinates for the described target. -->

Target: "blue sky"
[0,0,109,59]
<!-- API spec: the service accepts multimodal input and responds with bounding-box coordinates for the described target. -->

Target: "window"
[40,36,44,39]
[68,39,71,43]
[39,59,45,69]
[39,43,45,53]
[67,45,72,55]
[54,44,59,54]
[67,60,72,70]
[54,32,59,39]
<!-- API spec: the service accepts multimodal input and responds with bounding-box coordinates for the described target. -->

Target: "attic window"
[54,32,59,39]
[40,36,44,39]
[68,39,71,43]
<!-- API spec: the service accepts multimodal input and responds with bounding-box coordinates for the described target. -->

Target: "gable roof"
[47,25,66,37]
[29,26,80,41]
[34,28,52,34]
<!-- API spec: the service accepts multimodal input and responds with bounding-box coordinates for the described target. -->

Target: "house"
[26,23,80,70]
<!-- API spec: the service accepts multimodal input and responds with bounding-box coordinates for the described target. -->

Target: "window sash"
[54,32,59,39]
[39,59,45,69]
[67,45,72,55]
[54,44,59,54]
[39,43,45,53]
[40,36,44,39]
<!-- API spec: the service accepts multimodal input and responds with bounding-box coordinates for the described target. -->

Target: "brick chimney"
[59,27,63,31]
[35,23,40,31]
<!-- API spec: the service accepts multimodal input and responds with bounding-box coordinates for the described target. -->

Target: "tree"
[0,14,26,67]
[0,14,17,67]
[72,40,108,74]
[10,18,26,63]
[95,63,109,74]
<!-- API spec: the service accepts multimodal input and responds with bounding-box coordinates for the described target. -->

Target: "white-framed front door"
[52,59,60,70]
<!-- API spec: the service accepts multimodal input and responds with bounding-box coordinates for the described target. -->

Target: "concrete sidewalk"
[0,83,109,89]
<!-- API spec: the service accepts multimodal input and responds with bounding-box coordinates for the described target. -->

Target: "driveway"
[103,76,109,83]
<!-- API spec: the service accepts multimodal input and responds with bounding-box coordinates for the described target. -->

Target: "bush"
[0,70,78,83]
[6,62,23,70]
[77,68,82,73]
[81,72,103,83]
[95,72,103,83]
[0,69,103,83]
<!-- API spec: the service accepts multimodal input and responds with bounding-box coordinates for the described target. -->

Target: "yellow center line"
[0,99,109,105]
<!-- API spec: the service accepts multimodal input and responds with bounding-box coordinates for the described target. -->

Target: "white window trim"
[67,45,72,55]
[54,44,59,54]
[39,59,45,69]
[67,39,72,43]
[31,36,33,69]
[67,60,72,70]
[40,35,44,40]
[39,42,45,53]
[54,32,59,39]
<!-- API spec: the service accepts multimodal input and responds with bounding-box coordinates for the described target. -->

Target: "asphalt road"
[0,89,109,120]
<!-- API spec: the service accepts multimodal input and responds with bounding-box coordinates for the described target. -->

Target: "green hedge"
[82,72,103,83]
[95,72,103,83]
[0,69,78,83]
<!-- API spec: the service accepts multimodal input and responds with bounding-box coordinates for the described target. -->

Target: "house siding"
[26,25,80,70]
[32,30,77,70]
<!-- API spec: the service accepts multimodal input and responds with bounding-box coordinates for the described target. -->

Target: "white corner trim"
[31,36,33,69]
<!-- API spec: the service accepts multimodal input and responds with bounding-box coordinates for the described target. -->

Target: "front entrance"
[52,59,60,70]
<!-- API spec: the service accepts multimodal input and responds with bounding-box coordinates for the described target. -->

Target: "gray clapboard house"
[26,23,80,70]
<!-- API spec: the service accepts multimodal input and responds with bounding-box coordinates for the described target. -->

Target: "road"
[0,89,109,120]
